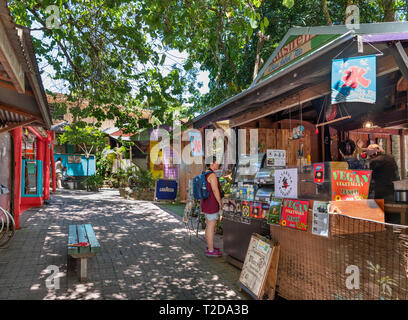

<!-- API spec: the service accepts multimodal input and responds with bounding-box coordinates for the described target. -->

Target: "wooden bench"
[68,224,100,282]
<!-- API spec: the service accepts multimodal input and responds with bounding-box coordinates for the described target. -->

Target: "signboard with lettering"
[331,169,372,201]
[155,179,178,200]
[257,34,340,83]
[331,55,376,104]
[280,199,310,231]
[238,234,277,299]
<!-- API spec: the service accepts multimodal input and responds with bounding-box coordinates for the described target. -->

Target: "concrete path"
[0,189,248,300]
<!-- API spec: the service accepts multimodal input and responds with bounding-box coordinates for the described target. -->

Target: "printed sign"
[331,169,372,201]
[239,235,274,299]
[155,179,178,200]
[314,163,324,183]
[189,131,203,157]
[242,201,251,218]
[312,201,330,237]
[266,149,286,167]
[250,202,263,219]
[275,168,298,199]
[267,198,283,225]
[331,55,376,104]
[280,199,310,231]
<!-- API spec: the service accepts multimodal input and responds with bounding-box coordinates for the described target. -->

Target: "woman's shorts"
[204,212,219,221]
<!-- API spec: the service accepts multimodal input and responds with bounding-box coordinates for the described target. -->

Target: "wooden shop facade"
[186,22,408,300]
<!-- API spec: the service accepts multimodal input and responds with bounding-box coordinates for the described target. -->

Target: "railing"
[0,207,15,248]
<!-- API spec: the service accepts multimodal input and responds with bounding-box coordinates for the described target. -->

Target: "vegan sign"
[331,55,376,104]
[331,170,371,201]
[280,199,309,231]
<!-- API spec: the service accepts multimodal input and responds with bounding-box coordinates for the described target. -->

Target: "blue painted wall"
[54,154,96,176]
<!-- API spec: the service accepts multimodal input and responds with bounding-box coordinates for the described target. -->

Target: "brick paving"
[0,189,248,300]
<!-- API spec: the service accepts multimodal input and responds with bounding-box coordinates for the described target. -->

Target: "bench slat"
[77,225,91,254]
[68,225,79,255]
[84,224,100,253]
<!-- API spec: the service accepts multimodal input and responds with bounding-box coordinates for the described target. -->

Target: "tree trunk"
[382,0,396,21]
[322,0,333,25]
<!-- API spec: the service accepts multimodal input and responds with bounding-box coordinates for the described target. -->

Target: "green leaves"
[282,0,295,9]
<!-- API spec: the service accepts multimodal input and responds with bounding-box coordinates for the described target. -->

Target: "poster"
[239,235,274,298]
[312,201,330,237]
[189,131,203,157]
[250,202,263,219]
[267,198,283,225]
[242,201,251,218]
[274,168,298,199]
[331,169,372,201]
[280,199,309,231]
[266,149,286,167]
[331,55,376,104]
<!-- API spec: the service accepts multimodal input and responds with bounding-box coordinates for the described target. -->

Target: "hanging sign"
[331,55,376,104]
[189,131,203,157]
[280,199,310,231]
[267,198,283,225]
[266,149,286,167]
[312,201,330,237]
[314,163,325,183]
[331,169,372,201]
[274,168,298,199]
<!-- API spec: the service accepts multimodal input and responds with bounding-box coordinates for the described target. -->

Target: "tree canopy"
[8,0,406,129]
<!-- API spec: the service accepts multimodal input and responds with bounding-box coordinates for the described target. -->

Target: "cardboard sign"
[331,55,376,104]
[331,169,371,201]
[267,198,283,225]
[314,163,324,183]
[280,199,309,231]
[275,168,298,199]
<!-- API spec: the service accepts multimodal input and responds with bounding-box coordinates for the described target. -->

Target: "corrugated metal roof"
[0,108,27,123]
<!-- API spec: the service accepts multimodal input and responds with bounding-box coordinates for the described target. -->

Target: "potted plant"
[84,174,104,192]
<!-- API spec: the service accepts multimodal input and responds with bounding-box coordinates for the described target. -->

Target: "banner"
[280,199,309,231]
[331,55,376,104]
[331,169,371,201]
[155,179,178,200]
[274,168,298,199]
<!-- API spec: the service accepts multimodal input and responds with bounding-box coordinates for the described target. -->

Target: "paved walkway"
[0,189,248,300]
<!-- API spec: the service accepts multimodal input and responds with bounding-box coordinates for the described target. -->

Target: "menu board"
[331,169,371,201]
[238,235,274,299]
[280,199,310,231]
[312,201,330,237]
[266,149,286,167]
[274,168,298,199]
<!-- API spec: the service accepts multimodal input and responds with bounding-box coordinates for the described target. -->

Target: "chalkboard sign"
[238,234,280,300]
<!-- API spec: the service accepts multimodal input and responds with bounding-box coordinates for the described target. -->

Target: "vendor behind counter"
[339,140,401,223]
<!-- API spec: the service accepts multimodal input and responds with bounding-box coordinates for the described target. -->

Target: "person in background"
[201,157,223,258]
[339,139,365,170]
[367,144,400,202]
[55,157,66,189]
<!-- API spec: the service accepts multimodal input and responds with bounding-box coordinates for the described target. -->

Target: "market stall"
[189,22,408,300]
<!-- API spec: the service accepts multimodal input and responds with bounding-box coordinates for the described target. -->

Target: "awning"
[0,0,51,134]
